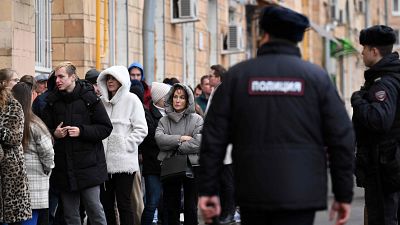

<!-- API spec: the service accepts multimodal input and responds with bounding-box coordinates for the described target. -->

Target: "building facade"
[255,0,390,111]
[0,0,36,75]
[1,0,400,107]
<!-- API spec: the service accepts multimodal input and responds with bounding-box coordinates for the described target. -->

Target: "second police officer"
[352,25,400,225]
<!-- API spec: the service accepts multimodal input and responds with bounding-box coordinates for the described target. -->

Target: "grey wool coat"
[155,83,203,166]
[24,121,54,209]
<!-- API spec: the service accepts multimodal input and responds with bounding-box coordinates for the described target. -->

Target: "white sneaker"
[234,210,241,223]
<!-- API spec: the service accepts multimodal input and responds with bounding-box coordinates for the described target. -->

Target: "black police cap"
[259,5,310,43]
[359,25,397,46]
[85,68,100,84]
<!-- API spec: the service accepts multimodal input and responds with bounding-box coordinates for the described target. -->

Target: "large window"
[35,0,52,75]
[393,0,400,15]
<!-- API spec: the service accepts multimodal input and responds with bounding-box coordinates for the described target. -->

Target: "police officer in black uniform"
[351,25,400,225]
[198,5,355,225]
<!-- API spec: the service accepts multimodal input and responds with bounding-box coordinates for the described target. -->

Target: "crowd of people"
[0,55,232,225]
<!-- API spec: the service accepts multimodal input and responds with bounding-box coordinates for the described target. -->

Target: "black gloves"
[351,90,367,107]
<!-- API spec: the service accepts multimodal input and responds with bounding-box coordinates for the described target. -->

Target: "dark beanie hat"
[130,80,144,103]
[85,69,100,84]
[359,25,397,46]
[259,6,310,43]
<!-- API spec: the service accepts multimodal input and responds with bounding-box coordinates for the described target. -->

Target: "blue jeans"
[2,210,39,225]
[21,210,39,225]
[141,175,162,225]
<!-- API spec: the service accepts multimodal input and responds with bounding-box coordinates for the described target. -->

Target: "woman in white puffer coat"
[97,65,148,225]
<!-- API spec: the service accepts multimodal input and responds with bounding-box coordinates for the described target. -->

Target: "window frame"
[393,0,400,16]
[394,29,400,46]
[170,0,199,24]
[35,0,52,75]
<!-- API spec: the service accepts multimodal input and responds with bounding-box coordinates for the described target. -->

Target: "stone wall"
[0,0,35,76]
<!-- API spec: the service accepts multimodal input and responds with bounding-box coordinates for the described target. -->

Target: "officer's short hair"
[373,45,393,57]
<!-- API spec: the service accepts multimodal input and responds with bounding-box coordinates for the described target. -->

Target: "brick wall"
[52,0,86,77]
[0,0,35,76]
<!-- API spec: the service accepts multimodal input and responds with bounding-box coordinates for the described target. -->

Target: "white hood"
[97,65,131,104]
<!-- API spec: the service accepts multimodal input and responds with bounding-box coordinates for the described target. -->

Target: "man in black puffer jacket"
[42,62,112,225]
[352,25,400,225]
[198,5,355,225]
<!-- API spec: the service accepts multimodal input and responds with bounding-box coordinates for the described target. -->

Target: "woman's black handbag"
[160,154,188,181]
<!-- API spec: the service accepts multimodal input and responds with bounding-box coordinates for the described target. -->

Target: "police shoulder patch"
[375,90,387,101]
[248,77,304,96]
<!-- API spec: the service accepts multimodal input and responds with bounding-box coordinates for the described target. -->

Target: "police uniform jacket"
[198,42,355,211]
[352,52,400,186]
[42,80,113,192]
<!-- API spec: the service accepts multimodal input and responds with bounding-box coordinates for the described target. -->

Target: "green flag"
[330,38,358,57]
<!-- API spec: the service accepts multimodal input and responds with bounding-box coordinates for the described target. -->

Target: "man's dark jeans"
[219,165,235,220]
[141,175,162,225]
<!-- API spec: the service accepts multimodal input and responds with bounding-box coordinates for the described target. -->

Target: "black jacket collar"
[257,41,301,58]
[46,80,95,104]
[364,52,400,82]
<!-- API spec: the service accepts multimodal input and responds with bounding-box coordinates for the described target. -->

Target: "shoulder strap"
[80,92,100,115]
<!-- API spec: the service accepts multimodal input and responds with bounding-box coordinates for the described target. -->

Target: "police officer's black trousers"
[240,208,315,225]
[365,185,400,225]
